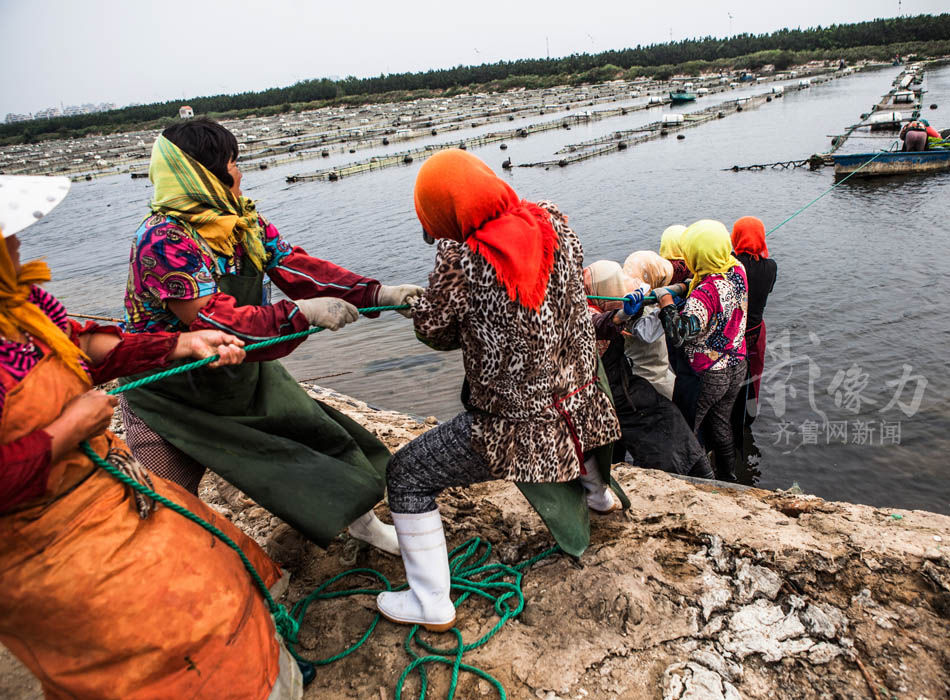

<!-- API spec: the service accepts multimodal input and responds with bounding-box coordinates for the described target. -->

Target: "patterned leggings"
[387,412,495,514]
[119,395,207,495]
[693,362,746,478]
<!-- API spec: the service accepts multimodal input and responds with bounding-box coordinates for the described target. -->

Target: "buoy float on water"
[500,143,508,150]
[677,134,686,140]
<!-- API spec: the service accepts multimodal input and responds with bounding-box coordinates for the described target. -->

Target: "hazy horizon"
[1,1,945,116]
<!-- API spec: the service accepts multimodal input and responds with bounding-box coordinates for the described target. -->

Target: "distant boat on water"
[669,91,697,105]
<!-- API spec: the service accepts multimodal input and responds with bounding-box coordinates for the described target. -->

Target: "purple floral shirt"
[123,214,292,333]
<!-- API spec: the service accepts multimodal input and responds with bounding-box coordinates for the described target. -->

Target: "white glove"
[377,284,425,318]
[294,297,359,331]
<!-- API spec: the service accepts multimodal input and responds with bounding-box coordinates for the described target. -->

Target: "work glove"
[615,289,645,321]
[653,283,688,304]
[294,297,359,331]
[378,284,425,318]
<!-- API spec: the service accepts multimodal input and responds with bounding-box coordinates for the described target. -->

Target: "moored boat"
[669,91,697,104]
[831,149,950,179]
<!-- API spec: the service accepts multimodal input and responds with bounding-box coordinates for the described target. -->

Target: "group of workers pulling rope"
[0,117,779,699]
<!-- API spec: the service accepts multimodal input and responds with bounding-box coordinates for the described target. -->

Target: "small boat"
[669,91,697,104]
[831,149,950,179]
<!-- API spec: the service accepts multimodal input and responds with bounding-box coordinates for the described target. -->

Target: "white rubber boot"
[348,509,400,556]
[579,456,620,514]
[376,509,456,632]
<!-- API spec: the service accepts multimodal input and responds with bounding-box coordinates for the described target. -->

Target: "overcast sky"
[0,0,943,115]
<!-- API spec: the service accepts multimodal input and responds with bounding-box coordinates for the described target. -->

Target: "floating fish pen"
[520,91,776,169]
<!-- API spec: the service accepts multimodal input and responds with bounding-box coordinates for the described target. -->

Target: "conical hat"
[0,175,71,237]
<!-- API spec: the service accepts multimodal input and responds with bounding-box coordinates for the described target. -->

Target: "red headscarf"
[731,216,769,261]
[414,149,559,311]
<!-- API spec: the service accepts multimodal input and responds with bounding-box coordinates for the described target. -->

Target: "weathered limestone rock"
[3,385,949,700]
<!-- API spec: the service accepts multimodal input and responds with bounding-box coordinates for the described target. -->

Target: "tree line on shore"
[3,13,948,145]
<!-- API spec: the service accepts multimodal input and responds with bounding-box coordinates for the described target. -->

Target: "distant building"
[5,113,32,123]
[179,105,194,119]
[34,107,61,120]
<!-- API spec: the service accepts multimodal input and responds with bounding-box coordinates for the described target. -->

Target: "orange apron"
[0,351,283,699]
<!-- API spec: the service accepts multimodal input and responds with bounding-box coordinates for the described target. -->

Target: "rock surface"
[2,385,949,699]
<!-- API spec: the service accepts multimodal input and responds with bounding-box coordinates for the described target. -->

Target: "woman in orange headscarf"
[376,150,623,631]
[0,176,302,699]
[731,216,777,426]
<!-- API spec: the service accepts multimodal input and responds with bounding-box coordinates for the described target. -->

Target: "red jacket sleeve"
[0,430,53,512]
[69,320,180,384]
[267,247,381,310]
[189,292,311,362]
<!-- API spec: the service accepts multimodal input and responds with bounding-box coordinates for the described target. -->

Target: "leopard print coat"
[411,201,621,483]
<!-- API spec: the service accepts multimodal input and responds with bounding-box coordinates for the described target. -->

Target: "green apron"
[120,260,389,548]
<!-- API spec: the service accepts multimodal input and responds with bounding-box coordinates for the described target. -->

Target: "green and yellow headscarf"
[148,136,267,270]
[681,219,740,295]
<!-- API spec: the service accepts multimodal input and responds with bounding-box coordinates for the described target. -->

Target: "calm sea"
[28,64,950,514]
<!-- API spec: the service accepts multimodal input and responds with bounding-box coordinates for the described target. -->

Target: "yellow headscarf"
[623,251,673,289]
[0,233,89,384]
[148,135,267,270]
[659,224,687,260]
[681,219,740,295]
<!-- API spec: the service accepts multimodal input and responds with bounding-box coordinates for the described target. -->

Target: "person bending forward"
[376,150,622,631]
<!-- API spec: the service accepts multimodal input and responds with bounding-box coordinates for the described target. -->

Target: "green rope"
[110,304,409,396]
[82,433,559,698]
[765,142,899,237]
[78,441,301,643]
[285,536,560,700]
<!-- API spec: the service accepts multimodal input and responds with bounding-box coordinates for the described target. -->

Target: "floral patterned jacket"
[411,202,621,483]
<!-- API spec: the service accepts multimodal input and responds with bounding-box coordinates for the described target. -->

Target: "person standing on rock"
[121,118,423,555]
[655,220,748,482]
[376,149,624,631]
[584,260,714,480]
[0,175,304,699]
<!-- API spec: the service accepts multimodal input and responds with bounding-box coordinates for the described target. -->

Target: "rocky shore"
[2,385,948,699]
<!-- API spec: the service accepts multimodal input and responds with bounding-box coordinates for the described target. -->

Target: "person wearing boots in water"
[376,150,622,631]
